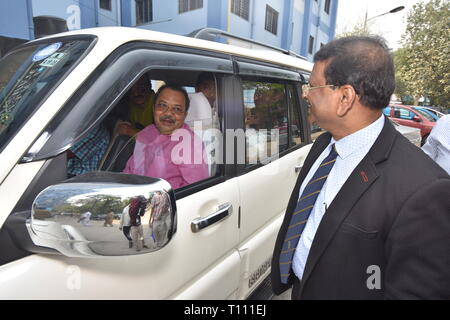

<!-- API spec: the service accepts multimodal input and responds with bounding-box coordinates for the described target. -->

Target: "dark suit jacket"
[271,118,450,299]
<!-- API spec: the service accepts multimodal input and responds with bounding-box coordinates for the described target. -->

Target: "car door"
[232,60,312,298]
[0,42,241,299]
[393,106,421,130]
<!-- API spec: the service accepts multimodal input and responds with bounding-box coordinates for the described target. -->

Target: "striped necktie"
[279,144,339,284]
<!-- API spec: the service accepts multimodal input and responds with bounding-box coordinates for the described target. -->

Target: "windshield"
[0,38,94,153]
[415,108,435,121]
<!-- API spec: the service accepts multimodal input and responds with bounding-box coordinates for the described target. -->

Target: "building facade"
[0,0,338,60]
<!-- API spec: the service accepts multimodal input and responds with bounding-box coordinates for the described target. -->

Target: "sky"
[335,0,427,50]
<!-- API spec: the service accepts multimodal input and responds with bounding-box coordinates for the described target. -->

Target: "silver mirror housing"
[27,172,177,257]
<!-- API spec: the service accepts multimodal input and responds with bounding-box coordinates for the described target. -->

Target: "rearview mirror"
[26,172,177,257]
[413,115,421,122]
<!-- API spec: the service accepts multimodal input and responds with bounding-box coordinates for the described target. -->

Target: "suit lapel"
[298,117,397,295]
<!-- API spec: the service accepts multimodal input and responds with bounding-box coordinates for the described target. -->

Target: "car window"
[67,69,224,191]
[0,38,94,153]
[415,108,435,121]
[394,107,413,120]
[242,79,288,165]
[16,42,234,198]
[287,84,304,147]
[400,108,413,119]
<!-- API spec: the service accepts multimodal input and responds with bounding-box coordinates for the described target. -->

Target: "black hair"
[154,84,190,111]
[313,36,395,110]
[195,72,215,88]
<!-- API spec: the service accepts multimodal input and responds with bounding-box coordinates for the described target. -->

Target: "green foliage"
[394,48,419,104]
[398,0,450,106]
[54,195,130,216]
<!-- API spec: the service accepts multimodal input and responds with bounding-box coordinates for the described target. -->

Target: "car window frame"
[286,81,308,148]
[235,74,311,175]
[21,41,236,199]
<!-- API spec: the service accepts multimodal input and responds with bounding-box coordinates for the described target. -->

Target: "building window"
[100,0,112,11]
[231,0,250,20]
[308,36,314,54]
[179,0,203,14]
[265,5,279,35]
[324,0,331,14]
[136,0,153,25]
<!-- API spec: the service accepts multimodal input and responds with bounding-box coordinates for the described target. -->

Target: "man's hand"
[117,121,138,137]
[67,150,76,159]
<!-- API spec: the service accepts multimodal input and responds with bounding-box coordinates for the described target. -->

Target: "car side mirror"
[413,115,421,122]
[26,172,177,257]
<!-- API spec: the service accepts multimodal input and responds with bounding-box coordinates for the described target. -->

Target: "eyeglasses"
[154,102,186,115]
[302,83,338,97]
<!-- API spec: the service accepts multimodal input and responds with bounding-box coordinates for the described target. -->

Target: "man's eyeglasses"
[155,102,186,115]
[302,83,338,97]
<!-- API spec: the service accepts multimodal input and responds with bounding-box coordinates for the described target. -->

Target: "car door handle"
[295,165,303,173]
[191,203,233,233]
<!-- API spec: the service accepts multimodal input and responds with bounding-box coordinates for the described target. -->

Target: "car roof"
[32,26,313,73]
[390,104,415,110]
[413,106,440,119]
[421,106,444,113]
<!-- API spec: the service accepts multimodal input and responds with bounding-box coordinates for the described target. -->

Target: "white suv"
[0,27,313,299]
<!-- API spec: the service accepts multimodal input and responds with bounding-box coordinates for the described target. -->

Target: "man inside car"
[123,84,208,189]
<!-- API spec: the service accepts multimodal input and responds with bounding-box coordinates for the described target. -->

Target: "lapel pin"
[360,171,369,182]
[360,171,369,183]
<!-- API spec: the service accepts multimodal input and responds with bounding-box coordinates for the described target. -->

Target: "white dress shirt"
[292,114,385,280]
[186,92,213,129]
[186,92,220,176]
[422,114,450,175]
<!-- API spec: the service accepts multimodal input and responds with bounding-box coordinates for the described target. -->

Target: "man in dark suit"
[271,36,450,299]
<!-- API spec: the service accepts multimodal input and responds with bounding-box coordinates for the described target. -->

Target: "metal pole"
[367,6,405,23]
[363,9,368,34]
[364,6,404,33]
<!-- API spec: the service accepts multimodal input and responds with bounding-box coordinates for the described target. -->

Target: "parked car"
[413,106,440,121]
[383,105,436,145]
[427,106,449,115]
[0,27,314,299]
[417,106,446,119]
[388,119,421,147]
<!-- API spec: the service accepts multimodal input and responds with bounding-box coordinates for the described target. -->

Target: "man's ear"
[336,85,357,117]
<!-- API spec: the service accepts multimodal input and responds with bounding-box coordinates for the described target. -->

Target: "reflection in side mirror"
[413,116,421,122]
[27,174,177,257]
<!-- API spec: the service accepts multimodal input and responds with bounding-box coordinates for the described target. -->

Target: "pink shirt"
[124,124,209,189]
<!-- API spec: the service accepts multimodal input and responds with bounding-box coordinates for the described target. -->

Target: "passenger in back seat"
[110,73,155,137]
[99,74,155,172]
[185,72,218,131]
[185,73,221,176]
